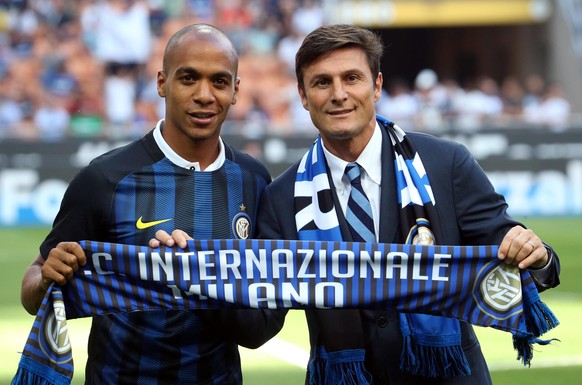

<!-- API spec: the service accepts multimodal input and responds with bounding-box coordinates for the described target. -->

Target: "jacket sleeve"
[449,142,561,291]
[206,308,287,349]
[528,243,560,291]
[255,171,300,241]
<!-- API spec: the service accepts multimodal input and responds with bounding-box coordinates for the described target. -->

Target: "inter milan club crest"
[412,225,435,246]
[473,262,523,320]
[232,203,251,239]
[40,295,72,364]
[406,219,435,246]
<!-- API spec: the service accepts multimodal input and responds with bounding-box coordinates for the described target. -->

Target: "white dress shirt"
[321,123,383,240]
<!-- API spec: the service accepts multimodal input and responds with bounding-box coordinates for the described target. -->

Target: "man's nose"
[331,80,348,102]
[193,81,215,104]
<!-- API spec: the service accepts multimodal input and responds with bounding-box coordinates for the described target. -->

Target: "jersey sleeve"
[39,163,113,258]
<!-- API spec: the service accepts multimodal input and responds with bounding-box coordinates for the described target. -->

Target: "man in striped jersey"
[20,23,285,385]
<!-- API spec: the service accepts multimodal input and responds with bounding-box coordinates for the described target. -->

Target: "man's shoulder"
[80,132,159,183]
[265,162,300,194]
[403,130,465,153]
[405,130,448,143]
[90,132,156,167]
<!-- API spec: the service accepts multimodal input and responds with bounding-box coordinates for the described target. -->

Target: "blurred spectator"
[216,0,255,28]
[64,37,106,136]
[522,73,546,109]
[134,33,166,133]
[84,0,152,136]
[104,64,137,137]
[478,76,503,119]
[185,0,214,22]
[5,0,38,57]
[455,76,502,131]
[0,76,24,137]
[0,35,13,78]
[377,77,418,129]
[79,0,101,52]
[40,57,79,112]
[216,0,256,53]
[281,80,317,134]
[240,94,270,138]
[244,13,281,55]
[34,0,77,38]
[291,0,324,36]
[439,77,465,123]
[499,75,525,121]
[523,81,571,130]
[89,0,152,66]
[34,90,71,141]
[277,25,305,74]
[4,54,37,131]
[413,68,446,132]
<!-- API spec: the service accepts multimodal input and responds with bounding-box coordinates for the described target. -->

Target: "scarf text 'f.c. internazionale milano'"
[12,239,559,385]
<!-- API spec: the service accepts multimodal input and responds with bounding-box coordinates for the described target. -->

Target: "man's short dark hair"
[295,24,384,91]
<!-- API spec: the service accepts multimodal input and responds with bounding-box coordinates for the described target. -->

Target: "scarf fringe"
[514,294,560,366]
[525,294,560,336]
[400,334,471,378]
[309,348,371,385]
[11,356,71,385]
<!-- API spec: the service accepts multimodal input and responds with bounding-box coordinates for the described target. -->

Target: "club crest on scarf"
[232,204,251,239]
[405,219,436,246]
[40,298,72,363]
[11,284,74,385]
[474,262,523,320]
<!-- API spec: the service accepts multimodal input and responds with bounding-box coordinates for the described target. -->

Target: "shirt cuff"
[527,243,556,289]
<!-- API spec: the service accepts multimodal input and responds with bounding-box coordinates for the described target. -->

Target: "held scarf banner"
[12,239,559,385]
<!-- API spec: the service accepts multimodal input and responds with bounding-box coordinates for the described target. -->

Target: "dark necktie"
[344,162,375,243]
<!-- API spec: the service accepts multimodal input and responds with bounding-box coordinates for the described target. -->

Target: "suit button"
[377,315,388,328]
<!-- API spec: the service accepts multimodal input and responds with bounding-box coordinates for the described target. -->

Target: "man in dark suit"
[255,24,560,385]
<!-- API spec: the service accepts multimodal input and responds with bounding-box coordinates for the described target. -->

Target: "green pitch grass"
[1,217,581,384]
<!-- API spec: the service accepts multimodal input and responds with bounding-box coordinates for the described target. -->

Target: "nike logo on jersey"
[136,216,172,229]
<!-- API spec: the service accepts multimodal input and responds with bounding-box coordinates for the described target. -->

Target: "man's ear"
[374,72,383,102]
[157,70,166,97]
[232,77,240,105]
[298,84,309,110]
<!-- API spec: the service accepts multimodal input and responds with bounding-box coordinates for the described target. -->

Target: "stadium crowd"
[0,0,573,141]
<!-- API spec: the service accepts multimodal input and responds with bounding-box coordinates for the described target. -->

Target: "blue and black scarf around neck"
[294,115,513,382]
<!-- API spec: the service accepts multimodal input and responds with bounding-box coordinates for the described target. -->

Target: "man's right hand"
[41,242,87,290]
[22,242,86,314]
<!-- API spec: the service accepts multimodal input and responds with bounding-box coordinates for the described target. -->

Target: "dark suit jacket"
[256,124,560,385]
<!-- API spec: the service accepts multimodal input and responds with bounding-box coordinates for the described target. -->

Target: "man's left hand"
[498,225,548,269]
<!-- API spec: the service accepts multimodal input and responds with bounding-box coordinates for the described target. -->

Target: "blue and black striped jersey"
[40,128,275,385]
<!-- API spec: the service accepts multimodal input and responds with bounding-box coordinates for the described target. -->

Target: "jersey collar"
[153,119,225,171]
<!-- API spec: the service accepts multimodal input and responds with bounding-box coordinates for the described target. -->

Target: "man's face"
[157,35,239,149]
[298,47,382,158]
